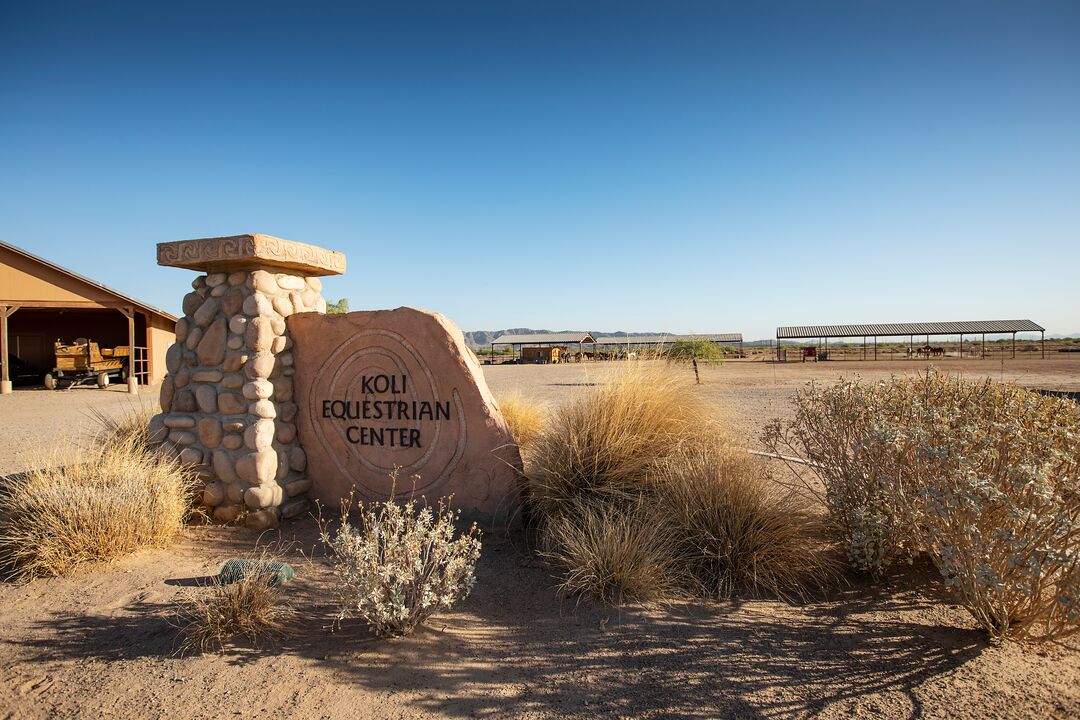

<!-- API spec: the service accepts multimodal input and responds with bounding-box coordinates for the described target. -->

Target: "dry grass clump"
[174,562,296,654]
[524,368,716,518]
[766,369,1080,641]
[541,498,688,603]
[89,406,156,453]
[0,408,199,580]
[497,393,545,447]
[663,448,836,602]
[524,366,835,603]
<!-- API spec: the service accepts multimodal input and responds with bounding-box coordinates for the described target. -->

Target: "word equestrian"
[320,373,453,448]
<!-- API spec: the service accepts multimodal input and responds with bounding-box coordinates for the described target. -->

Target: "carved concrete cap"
[157,234,346,276]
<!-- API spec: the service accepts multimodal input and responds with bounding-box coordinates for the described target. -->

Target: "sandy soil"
[1,356,1079,720]
[484,354,1080,450]
[0,384,160,476]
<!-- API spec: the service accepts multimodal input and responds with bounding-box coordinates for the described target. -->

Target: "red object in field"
[802,347,817,358]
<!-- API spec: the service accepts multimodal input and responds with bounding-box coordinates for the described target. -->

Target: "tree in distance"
[326,298,350,314]
[666,338,724,384]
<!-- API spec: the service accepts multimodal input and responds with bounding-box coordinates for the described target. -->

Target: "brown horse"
[911,345,945,358]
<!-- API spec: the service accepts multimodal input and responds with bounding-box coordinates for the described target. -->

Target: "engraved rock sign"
[290,307,520,519]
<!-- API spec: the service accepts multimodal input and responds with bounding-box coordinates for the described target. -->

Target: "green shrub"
[665,338,725,384]
[326,297,349,314]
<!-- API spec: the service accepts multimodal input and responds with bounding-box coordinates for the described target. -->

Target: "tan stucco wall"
[146,314,175,385]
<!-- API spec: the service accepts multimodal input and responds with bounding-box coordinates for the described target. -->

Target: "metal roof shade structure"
[777,320,1043,339]
[593,333,742,346]
[491,332,596,345]
[775,319,1046,361]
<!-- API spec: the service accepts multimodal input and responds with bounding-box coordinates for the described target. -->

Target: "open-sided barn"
[775,319,1045,361]
[0,240,176,393]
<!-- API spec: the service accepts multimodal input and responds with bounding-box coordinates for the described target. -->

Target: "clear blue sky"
[2,1,1078,339]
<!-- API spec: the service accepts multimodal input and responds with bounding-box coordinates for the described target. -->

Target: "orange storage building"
[0,240,176,394]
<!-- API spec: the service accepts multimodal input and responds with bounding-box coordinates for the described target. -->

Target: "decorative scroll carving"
[157,236,256,267]
[252,235,346,273]
[157,234,346,276]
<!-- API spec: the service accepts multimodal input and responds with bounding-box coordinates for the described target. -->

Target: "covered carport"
[1,240,176,394]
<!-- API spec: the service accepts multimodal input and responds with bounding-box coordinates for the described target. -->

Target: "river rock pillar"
[149,234,346,530]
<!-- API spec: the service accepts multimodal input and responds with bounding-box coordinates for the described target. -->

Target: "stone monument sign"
[150,234,519,527]
[150,234,344,529]
[289,307,521,519]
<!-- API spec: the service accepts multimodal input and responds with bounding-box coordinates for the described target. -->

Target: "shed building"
[0,240,177,393]
[520,345,562,364]
[489,332,596,363]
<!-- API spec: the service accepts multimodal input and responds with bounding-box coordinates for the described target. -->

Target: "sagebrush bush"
[0,409,199,580]
[766,369,1080,641]
[497,393,545,447]
[174,560,296,654]
[525,366,834,603]
[320,487,481,636]
[763,379,921,574]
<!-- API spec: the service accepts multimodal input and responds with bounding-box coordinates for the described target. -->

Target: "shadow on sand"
[15,521,987,719]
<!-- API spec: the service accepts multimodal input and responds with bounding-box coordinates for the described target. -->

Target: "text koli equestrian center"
[320,374,451,449]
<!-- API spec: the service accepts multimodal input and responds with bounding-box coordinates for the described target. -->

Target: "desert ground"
[1,356,1079,719]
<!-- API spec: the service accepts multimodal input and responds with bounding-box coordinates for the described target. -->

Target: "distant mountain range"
[463,328,669,348]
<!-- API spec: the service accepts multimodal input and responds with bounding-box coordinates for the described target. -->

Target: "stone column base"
[0,380,11,395]
[127,378,139,395]
[149,268,325,530]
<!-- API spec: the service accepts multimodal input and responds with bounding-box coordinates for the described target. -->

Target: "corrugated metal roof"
[593,333,742,345]
[777,320,1044,339]
[491,332,596,345]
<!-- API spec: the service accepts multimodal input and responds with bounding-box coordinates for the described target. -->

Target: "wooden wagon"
[44,340,130,390]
